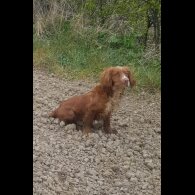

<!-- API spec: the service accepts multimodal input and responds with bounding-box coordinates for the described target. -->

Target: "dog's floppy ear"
[123,66,136,87]
[100,67,113,89]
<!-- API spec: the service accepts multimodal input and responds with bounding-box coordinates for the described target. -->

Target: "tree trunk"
[143,13,152,50]
[98,0,105,25]
[153,10,160,51]
[156,15,161,51]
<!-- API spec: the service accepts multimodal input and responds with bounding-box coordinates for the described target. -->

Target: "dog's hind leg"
[83,112,95,135]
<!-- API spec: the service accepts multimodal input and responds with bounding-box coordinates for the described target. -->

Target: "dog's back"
[49,66,135,134]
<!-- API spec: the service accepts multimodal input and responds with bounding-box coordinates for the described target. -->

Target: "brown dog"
[49,66,136,135]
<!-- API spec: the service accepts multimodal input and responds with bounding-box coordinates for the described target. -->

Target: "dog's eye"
[123,71,129,77]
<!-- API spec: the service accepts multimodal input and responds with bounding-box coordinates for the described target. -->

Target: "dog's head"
[100,66,136,90]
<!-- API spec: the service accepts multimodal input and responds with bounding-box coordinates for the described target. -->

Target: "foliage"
[33,0,161,91]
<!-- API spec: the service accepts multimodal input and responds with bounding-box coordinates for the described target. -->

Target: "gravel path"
[33,68,161,195]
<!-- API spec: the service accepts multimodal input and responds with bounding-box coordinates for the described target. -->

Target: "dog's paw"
[111,129,118,134]
[104,128,118,134]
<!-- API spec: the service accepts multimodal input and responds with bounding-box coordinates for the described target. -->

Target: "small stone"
[102,148,106,153]
[121,187,128,193]
[98,131,103,137]
[87,169,97,176]
[130,177,138,182]
[142,150,149,158]
[102,136,107,141]
[41,118,47,124]
[114,180,123,187]
[142,182,149,189]
[56,186,62,192]
[126,150,133,157]
[155,128,161,133]
[126,171,134,179]
[111,166,120,173]
[65,124,76,131]
[103,170,112,177]
[60,121,65,127]
[119,121,128,127]
[85,139,94,147]
[123,179,130,186]
[41,112,48,118]
[145,159,154,170]
[95,157,100,164]
[98,180,104,186]
[44,100,48,105]
[78,145,84,150]
[123,156,131,162]
[135,145,141,152]
[49,125,55,130]
[123,165,130,170]
[54,118,59,124]
[49,117,54,122]
[67,134,72,139]
[140,118,145,123]
[124,139,130,144]
[113,139,120,146]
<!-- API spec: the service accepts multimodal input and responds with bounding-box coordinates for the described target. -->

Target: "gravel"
[33,68,161,195]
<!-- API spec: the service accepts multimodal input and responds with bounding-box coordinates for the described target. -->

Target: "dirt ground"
[33,68,161,195]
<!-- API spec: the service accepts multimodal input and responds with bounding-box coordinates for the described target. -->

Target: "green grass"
[33,22,160,91]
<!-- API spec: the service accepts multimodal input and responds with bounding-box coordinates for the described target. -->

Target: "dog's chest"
[102,91,122,116]
[104,100,113,116]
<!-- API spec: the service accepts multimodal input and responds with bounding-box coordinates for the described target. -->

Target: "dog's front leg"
[103,114,117,134]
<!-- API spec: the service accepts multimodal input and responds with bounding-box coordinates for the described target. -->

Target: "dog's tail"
[49,110,57,118]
